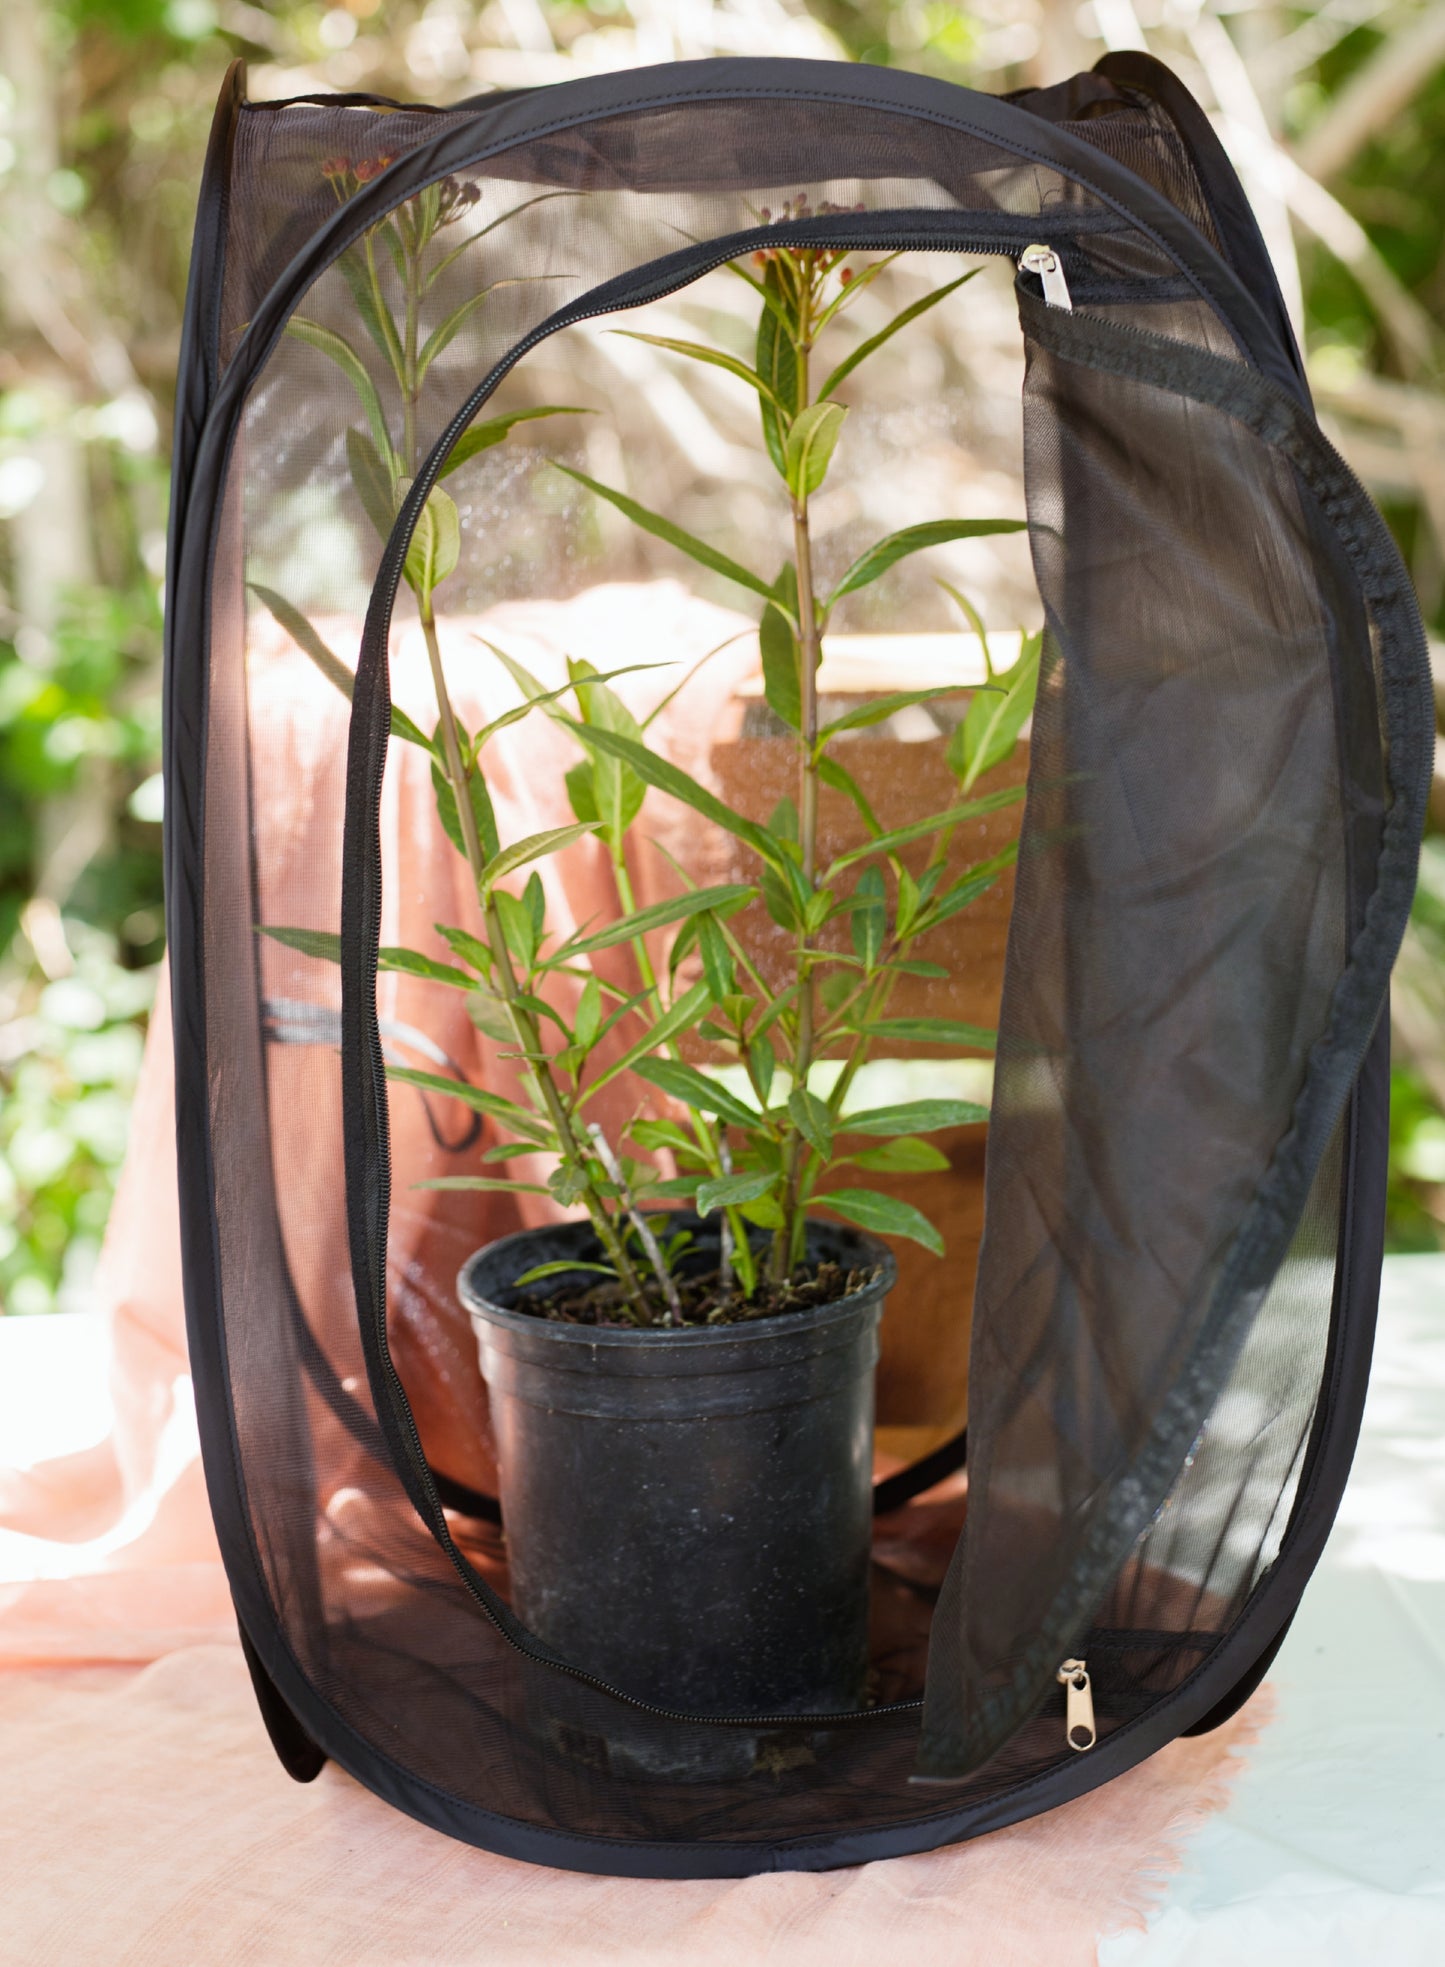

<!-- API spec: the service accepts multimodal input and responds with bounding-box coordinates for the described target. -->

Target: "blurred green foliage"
[3,0,1445,1313]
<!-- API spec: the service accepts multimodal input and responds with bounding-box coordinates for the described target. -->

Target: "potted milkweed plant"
[260,167,1039,1767]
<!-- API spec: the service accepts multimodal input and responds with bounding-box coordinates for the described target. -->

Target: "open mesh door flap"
[917,291,1427,1781]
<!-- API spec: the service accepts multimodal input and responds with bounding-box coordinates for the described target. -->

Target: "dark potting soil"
[510,1259,885,1331]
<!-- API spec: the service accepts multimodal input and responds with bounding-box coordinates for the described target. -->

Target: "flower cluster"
[320,153,397,199]
[320,157,481,227]
[751,191,867,273]
[434,173,482,225]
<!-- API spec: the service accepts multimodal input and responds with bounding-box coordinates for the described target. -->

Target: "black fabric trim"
[202,58,1304,415]
[1090,51,1309,395]
[919,290,1431,1777]
[238,1621,326,1782]
[872,1428,969,1515]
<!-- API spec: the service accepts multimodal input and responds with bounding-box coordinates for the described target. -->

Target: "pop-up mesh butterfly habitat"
[164,51,1431,1876]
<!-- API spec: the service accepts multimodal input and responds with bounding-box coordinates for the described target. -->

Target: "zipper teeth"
[357,231,1388,1737]
[360,231,1382,1736]
[351,223,1160,1735]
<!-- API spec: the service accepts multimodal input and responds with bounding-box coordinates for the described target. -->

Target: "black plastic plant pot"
[458,1214,893,1779]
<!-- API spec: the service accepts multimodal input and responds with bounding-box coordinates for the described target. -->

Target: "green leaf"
[389,704,435,752]
[472,655,671,755]
[741,1193,785,1230]
[749,1034,776,1105]
[818,686,964,743]
[820,1187,945,1255]
[818,269,980,401]
[589,981,710,1093]
[841,1099,988,1135]
[552,884,755,961]
[817,753,882,837]
[850,866,887,971]
[864,1019,996,1051]
[828,519,1028,608]
[466,986,516,1044]
[336,244,406,379]
[759,564,802,731]
[552,464,774,601]
[803,885,835,935]
[261,927,469,987]
[258,924,340,963]
[697,912,734,1004]
[825,785,1026,875]
[248,584,356,701]
[784,401,847,500]
[759,863,800,930]
[250,584,429,752]
[788,1086,833,1159]
[513,1260,617,1286]
[287,317,392,459]
[345,426,398,543]
[417,287,493,382]
[810,251,901,335]
[850,1137,951,1173]
[611,331,786,411]
[627,1117,702,1157]
[417,1177,553,1196]
[937,578,995,675]
[919,848,1015,931]
[403,482,460,596]
[895,865,922,939]
[479,822,591,890]
[435,923,491,975]
[548,1163,592,1207]
[564,759,598,826]
[431,752,500,864]
[569,661,646,848]
[644,1175,705,1201]
[630,1057,761,1129]
[558,719,786,869]
[948,629,1042,791]
[574,973,602,1051]
[492,889,537,971]
[767,796,799,845]
[376,948,473,987]
[755,256,799,477]
[384,1065,555,1143]
[696,1170,776,1217]
[439,406,592,480]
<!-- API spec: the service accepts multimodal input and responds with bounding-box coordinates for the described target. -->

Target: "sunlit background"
[3,0,1445,1320]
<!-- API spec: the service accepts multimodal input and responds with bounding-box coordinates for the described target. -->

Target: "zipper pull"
[1057,1658,1096,1752]
[1019,243,1073,311]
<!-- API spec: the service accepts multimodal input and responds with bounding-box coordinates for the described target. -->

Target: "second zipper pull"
[1057,1658,1096,1751]
[1019,243,1073,311]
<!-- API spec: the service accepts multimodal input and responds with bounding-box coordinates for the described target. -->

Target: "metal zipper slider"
[1057,1658,1096,1751]
[1020,243,1073,311]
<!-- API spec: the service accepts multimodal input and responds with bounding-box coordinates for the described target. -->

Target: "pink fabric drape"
[0,583,1269,1958]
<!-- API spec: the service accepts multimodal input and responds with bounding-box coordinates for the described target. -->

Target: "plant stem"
[402,238,420,475]
[717,1135,736,1298]
[418,597,641,1297]
[587,1122,682,1324]
[611,847,726,1183]
[772,264,824,1283]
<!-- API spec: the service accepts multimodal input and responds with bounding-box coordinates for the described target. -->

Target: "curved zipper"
[343,221,1191,1732]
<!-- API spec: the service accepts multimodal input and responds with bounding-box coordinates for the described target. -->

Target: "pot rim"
[457,1214,897,1351]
